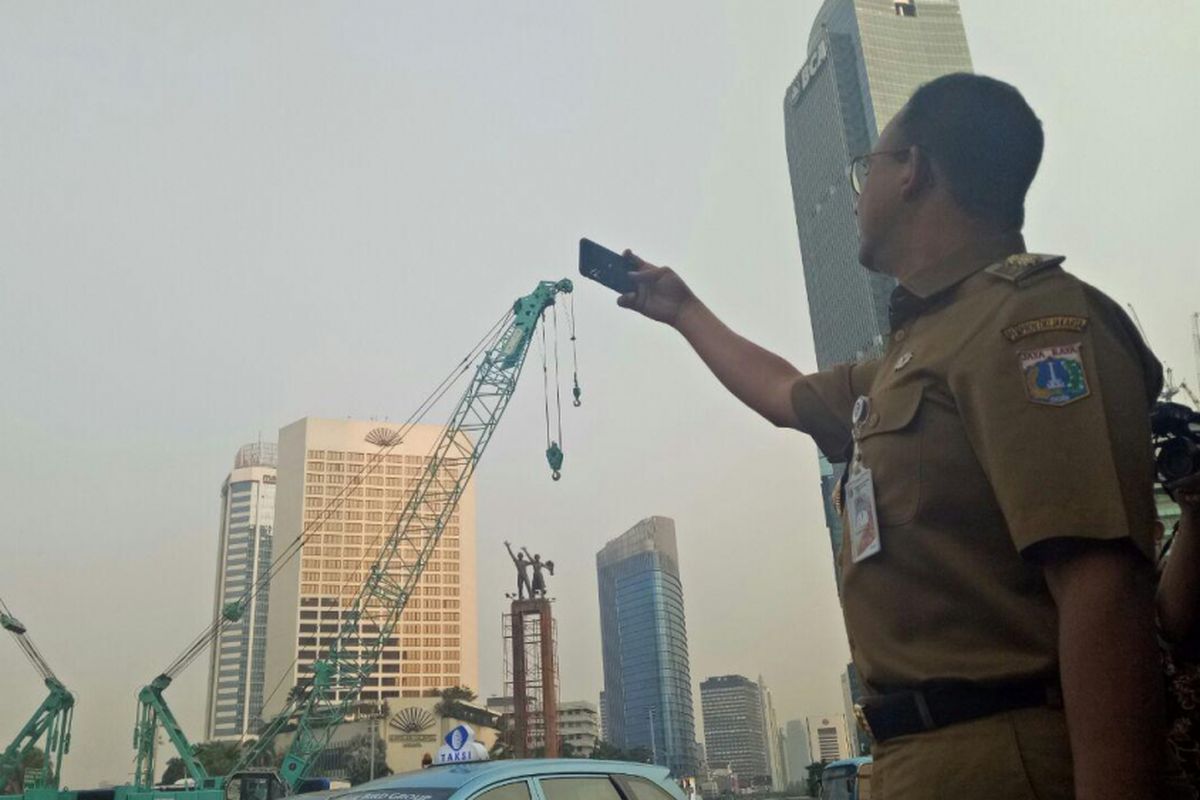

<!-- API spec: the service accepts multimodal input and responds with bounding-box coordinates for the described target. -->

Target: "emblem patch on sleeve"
[1019,343,1090,406]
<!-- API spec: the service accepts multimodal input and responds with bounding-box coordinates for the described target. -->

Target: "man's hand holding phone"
[580,236,801,428]
[616,251,700,329]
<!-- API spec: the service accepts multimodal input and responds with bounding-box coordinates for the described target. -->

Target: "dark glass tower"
[597,517,696,777]
[699,675,772,788]
[784,0,973,560]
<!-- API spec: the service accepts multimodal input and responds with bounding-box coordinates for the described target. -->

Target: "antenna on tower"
[1191,312,1200,390]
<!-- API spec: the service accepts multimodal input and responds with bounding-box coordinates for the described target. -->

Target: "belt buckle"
[852,702,875,741]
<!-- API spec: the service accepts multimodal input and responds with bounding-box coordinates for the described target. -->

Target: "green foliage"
[160,758,187,786]
[2,747,49,794]
[343,733,391,786]
[158,739,275,785]
[589,741,652,764]
[805,762,826,798]
[433,685,487,725]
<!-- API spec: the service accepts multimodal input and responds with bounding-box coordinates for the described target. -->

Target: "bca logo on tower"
[788,38,829,106]
[436,724,490,764]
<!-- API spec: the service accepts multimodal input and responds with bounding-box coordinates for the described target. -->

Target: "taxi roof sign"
[435,724,489,765]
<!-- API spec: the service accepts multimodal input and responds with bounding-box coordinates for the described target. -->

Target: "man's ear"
[900,145,934,201]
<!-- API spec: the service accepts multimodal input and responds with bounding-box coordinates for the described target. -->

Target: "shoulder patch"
[1001,315,1089,342]
[985,253,1066,283]
[1019,343,1090,406]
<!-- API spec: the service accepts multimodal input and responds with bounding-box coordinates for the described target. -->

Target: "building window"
[895,1,916,16]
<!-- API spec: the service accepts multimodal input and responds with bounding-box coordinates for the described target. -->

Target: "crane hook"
[546,442,564,481]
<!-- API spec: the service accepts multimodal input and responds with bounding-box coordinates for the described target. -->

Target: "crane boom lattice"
[237,279,574,788]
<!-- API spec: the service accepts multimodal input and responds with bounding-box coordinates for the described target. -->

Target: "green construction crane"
[0,600,75,800]
[117,278,575,800]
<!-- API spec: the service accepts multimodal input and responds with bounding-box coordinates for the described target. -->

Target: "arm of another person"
[1158,474,1200,647]
[1039,540,1163,800]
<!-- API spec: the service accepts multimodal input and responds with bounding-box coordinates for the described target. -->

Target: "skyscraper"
[699,675,771,788]
[806,714,852,764]
[784,719,812,785]
[784,0,974,559]
[262,418,478,718]
[759,677,787,790]
[597,517,696,777]
[205,441,277,740]
[840,663,871,756]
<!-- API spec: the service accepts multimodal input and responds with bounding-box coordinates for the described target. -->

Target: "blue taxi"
[326,727,686,800]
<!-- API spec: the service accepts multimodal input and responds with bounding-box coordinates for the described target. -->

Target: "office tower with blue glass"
[597,517,697,777]
[204,441,277,740]
[784,0,974,561]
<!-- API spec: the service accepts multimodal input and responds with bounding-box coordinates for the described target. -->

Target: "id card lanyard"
[846,395,882,563]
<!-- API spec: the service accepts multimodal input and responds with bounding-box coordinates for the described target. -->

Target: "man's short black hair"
[899,73,1043,229]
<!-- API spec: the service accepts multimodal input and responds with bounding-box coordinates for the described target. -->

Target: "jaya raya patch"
[1019,343,1090,406]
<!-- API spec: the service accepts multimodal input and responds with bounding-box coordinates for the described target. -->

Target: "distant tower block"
[503,598,559,757]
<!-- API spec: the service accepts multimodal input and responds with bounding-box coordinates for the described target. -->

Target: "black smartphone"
[579,238,638,294]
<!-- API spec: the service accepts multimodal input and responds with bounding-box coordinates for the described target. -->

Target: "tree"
[590,740,625,761]
[3,747,50,794]
[625,747,653,765]
[158,739,264,785]
[804,762,825,799]
[343,733,390,786]
[589,741,652,764]
[160,758,187,786]
[433,685,478,720]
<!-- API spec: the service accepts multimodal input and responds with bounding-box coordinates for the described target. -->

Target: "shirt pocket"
[856,383,924,527]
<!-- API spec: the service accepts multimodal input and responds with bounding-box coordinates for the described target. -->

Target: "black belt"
[853,679,1062,744]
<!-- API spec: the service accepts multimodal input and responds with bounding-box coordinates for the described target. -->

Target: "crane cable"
[539,298,580,481]
[164,308,513,680]
[540,317,552,451]
[568,293,581,407]
[234,307,516,714]
[553,303,564,449]
[159,309,515,681]
[1,596,57,682]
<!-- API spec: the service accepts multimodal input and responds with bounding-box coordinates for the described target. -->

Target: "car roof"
[335,760,675,797]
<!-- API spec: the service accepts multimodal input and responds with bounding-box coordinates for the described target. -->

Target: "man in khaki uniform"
[618,74,1170,798]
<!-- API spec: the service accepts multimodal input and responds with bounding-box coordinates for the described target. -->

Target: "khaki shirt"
[791,234,1163,688]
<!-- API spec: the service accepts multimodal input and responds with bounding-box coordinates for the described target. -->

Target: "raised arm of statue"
[504,541,518,564]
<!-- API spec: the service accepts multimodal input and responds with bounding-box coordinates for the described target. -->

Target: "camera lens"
[1158,438,1199,483]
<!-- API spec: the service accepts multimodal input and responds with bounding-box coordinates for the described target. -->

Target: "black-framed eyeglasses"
[849,148,912,196]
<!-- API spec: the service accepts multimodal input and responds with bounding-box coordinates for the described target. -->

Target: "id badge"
[845,467,882,563]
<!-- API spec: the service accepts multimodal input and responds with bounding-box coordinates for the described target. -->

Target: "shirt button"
[894,329,907,343]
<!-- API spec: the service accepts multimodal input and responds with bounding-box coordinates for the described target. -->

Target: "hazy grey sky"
[2,1,1197,787]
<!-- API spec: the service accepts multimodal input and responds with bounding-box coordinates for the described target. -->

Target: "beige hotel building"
[262,417,478,719]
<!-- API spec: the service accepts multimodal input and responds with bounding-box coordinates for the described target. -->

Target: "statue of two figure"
[504,541,554,599]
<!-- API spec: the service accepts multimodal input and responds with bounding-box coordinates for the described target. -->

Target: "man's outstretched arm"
[617,254,802,428]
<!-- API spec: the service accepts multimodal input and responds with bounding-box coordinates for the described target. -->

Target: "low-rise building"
[485,697,599,757]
